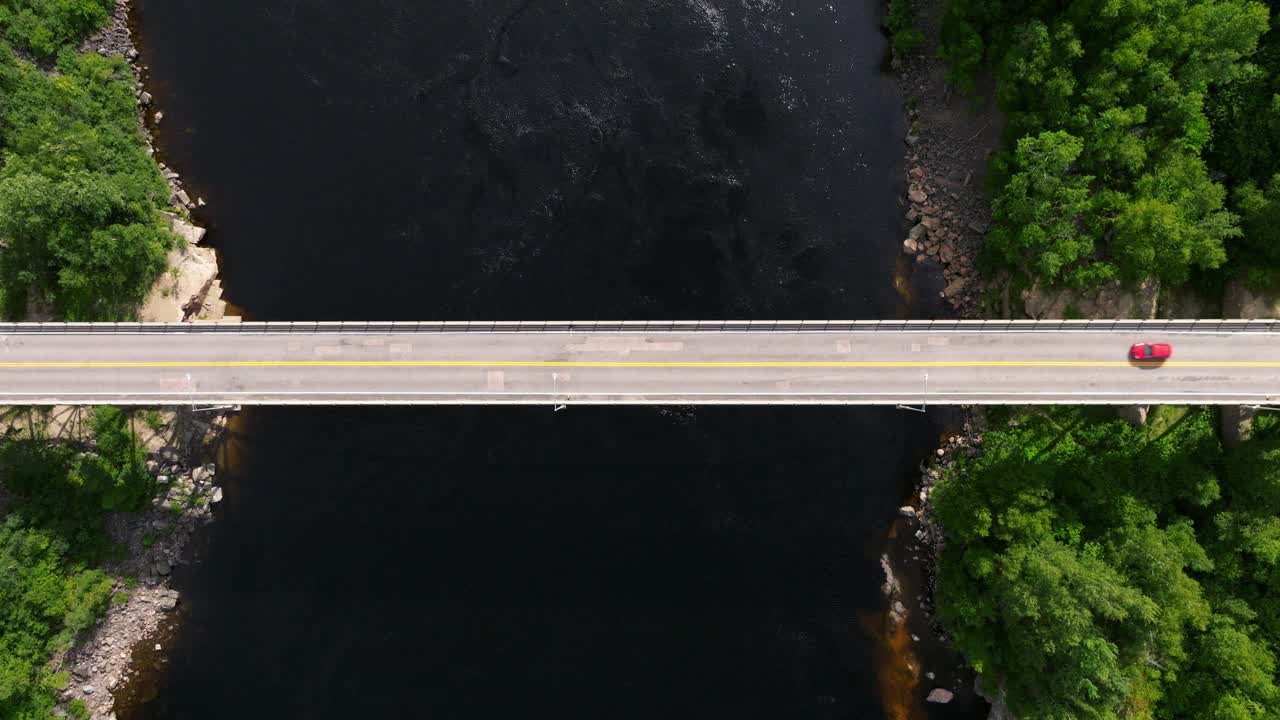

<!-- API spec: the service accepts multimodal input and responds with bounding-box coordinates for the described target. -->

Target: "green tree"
[0,516,112,719]
[0,0,111,58]
[0,49,173,319]
[932,409,1280,719]
[1109,154,1237,284]
[984,131,1098,284]
[939,0,1269,286]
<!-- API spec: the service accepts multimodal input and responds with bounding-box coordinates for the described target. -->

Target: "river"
[123,0,982,717]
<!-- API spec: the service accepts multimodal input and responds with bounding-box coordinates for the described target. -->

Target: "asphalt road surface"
[0,330,1275,405]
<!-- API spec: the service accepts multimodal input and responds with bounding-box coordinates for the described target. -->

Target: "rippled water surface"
[123,0,980,717]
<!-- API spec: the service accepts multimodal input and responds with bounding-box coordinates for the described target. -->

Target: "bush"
[0,516,113,719]
[885,0,924,55]
[0,0,112,58]
[0,49,173,319]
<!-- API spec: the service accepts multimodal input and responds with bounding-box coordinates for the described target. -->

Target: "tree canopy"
[942,0,1270,287]
[0,49,173,319]
[934,408,1280,719]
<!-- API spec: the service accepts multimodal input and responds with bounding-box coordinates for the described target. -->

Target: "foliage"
[0,407,154,559]
[1206,7,1280,187]
[0,515,113,720]
[984,131,1098,285]
[940,0,1270,287]
[0,0,111,58]
[141,409,165,433]
[1231,174,1280,288]
[0,6,173,719]
[933,408,1280,719]
[885,0,924,55]
[0,49,173,320]
[67,698,90,720]
[0,407,153,717]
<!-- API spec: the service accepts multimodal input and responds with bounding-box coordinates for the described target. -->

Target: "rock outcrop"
[1022,277,1160,320]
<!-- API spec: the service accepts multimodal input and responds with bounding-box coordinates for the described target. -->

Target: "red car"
[1131,342,1173,361]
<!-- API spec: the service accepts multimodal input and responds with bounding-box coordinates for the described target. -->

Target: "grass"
[141,409,165,433]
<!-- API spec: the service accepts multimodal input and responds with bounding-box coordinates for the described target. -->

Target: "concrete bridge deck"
[0,321,1275,405]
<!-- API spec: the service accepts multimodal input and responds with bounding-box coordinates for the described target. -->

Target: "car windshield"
[1144,345,1154,358]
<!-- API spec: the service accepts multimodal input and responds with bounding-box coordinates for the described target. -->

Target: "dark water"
[125,0,978,717]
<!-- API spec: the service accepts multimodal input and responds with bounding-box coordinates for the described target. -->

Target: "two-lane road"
[0,328,1276,405]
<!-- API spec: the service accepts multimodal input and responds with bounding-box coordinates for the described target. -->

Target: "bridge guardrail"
[0,319,1278,333]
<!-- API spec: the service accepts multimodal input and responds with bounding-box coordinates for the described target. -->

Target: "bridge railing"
[0,320,1278,333]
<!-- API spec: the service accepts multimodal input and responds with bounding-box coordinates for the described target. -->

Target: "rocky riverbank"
[82,0,232,325]
[891,0,1003,317]
[877,0,1011,716]
[0,5,245,719]
[49,410,231,720]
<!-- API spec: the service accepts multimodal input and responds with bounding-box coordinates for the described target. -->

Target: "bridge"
[0,320,1276,406]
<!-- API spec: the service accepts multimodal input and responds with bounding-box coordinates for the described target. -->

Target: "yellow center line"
[0,360,1277,368]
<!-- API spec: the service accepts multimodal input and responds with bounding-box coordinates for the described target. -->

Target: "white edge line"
[0,390,1272,396]
[0,399,1268,406]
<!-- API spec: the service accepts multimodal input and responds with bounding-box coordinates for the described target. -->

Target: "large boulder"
[926,688,954,704]
[139,244,219,322]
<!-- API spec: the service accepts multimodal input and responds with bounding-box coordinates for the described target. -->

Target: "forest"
[941,0,1278,293]
[930,1,1280,717]
[935,408,1280,719]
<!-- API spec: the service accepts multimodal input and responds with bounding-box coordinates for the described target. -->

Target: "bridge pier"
[1116,405,1149,426]
[1220,405,1258,448]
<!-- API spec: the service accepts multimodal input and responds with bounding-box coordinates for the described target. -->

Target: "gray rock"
[153,110,164,123]
[898,506,917,518]
[192,465,214,483]
[908,187,928,204]
[926,688,954,704]
[156,590,179,611]
[904,135,920,147]
[82,685,95,695]
[175,189,191,206]
[172,218,206,245]
[926,672,936,680]
[211,487,224,504]
[154,561,171,576]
